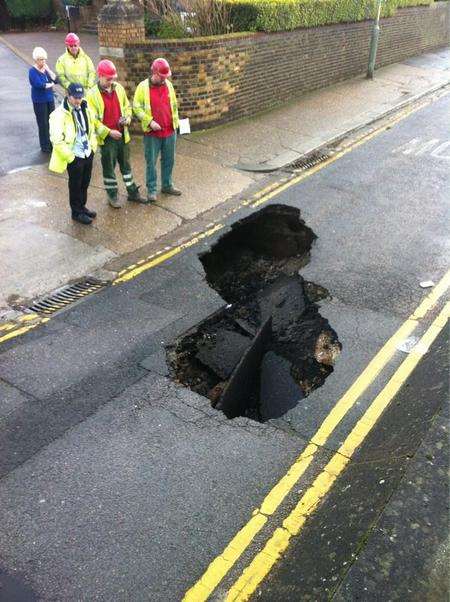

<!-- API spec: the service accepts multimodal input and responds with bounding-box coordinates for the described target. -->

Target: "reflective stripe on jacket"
[133,78,179,133]
[87,82,131,145]
[55,48,96,90]
[49,99,98,173]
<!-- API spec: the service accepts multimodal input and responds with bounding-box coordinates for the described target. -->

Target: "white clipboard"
[179,118,191,135]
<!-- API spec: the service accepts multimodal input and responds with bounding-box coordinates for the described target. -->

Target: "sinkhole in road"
[167,204,341,421]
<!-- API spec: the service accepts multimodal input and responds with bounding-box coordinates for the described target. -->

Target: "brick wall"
[98,20,145,47]
[101,2,450,130]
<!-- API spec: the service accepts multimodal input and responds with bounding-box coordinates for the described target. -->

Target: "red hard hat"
[151,58,171,79]
[65,33,80,46]
[97,59,117,78]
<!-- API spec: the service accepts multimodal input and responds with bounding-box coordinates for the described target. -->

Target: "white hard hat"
[32,47,48,60]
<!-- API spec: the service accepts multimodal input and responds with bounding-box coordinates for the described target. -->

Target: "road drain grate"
[288,149,332,171]
[28,279,104,315]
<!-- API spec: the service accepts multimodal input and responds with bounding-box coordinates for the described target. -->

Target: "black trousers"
[33,101,55,152]
[66,153,94,216]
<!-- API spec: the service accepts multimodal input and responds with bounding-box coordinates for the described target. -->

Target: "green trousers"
[143,133,176,195]
[100,137,139,199]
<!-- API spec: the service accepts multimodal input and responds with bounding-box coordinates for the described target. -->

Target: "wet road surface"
[0,91,448,600]
[0,41,57,176]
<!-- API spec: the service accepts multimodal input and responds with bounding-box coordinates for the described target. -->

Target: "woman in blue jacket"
[29,46,57,153]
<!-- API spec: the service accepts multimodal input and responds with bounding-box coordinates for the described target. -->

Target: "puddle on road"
[167,205,341,421]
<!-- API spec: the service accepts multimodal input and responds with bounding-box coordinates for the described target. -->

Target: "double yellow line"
[0,314,49,345]
[183,272,450,601]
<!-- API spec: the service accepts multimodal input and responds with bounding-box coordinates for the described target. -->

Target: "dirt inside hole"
[166,204,341,421]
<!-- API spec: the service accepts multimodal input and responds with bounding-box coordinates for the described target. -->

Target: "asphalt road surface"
[0,41,61,176]
[0,91,448,601]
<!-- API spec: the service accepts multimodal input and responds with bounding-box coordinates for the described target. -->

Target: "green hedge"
[226,0,434,33]
[5,0,53,19]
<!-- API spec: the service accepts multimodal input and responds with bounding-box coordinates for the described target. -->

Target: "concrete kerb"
[236,79,450,173]
[0,34,34,66]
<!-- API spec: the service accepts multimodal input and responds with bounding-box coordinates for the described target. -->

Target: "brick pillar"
[98,0,145,94]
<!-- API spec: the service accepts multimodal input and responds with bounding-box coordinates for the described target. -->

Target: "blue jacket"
[29,67,56,103]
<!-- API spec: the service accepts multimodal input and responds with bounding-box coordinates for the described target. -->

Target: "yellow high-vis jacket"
[49,98,98,173]
[133,78,179,133]
[55,48,96,90]
[87,82,132,145]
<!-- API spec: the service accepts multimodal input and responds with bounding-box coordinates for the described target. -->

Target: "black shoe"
[72,212,92,225]
[83,208,97,219]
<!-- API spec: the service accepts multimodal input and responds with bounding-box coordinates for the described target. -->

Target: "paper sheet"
[179,118,191,135]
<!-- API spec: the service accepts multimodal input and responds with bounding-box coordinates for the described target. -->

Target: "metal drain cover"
[288,149,332,171]
[28,279,104,315]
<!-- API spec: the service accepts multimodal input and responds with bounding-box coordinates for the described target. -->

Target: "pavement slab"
[0,43,47,176]
[0,31,100,68]
[0,218,115,306]
[1,163,183,255]
[110,138,256,221]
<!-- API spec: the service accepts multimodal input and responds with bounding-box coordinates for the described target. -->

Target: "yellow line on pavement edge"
[182,271,450,601]
[0,318,49,344]
[113,224,224,284]
[225,302,449,602]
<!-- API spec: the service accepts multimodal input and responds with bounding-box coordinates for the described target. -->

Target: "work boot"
[127,186,146,204]
[108,195,123,209]
[161,186,182,196]
[72,212,92,225]
[83,207,97,219]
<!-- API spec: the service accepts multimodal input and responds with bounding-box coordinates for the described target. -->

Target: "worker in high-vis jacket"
[133,58,181,203]
[55,33,96,91]
[49,83,99,225]
[87,59,143,207]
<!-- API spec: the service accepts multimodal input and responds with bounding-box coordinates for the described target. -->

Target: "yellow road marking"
[113,224,224,284]
[17,313,39,322]
[225,303,449,601]
[0,313,40,332]
[182,271,450,602]
[0,318,49,345]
